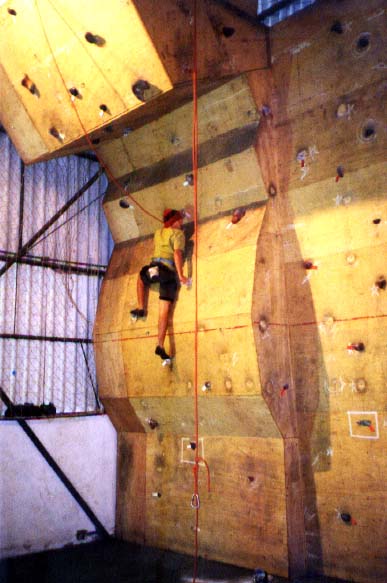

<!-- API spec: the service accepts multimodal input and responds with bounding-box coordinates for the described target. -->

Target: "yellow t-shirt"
[152,227,185,270]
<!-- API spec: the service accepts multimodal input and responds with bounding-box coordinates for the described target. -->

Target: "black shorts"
[140,262,178,302]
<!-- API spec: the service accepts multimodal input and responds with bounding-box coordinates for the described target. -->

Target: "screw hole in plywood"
[359,119,376,142]
[354,32,371,54]
[222,26,235,38]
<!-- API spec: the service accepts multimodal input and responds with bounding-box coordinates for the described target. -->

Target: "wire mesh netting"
[257,0,317,26]
[0,133,113,416]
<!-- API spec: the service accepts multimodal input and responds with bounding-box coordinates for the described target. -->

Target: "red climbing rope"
[191,2,210,581]
[34,0,161,224]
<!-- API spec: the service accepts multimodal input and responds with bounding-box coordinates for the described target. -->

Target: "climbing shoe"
[130,308,146,320]
[155,345,171,360]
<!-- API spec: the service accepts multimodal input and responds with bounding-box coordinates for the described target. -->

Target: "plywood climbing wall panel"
[262,0,387,580]
[144,434,288,575]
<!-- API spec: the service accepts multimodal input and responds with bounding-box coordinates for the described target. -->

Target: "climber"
[130,209,189,362]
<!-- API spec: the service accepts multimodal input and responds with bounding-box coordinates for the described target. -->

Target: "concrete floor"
[0,539,353,583]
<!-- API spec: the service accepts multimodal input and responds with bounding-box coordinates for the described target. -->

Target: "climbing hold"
[336,166,344,182]
[84,32,106,46]
[347,342,365,352]
[376,276,386,290]
[373,218,381,224]
[146,418,159,430]
[330,21,343,34]
[8,8,17,15]
[231,207,246,224]
[103,125,114,133]
[151,492,161,498]
[340,512,356,525]
[132,79,151,102]
[49,127,64,142]
[183,173,194,186]
[123,127,132,136]
[357,419,375,432]
[222,26,235,38]
[268,183,277,197]
[354,378,367,393]
[303,260,318,270]
[280,384,289,397]
[260,104,272,118]
[91,138,100,145]
[99,104,110,117]
[119,199,132,209]
[355,32,370,54]
[187,442,197,450]
[69,87,82,100]
[201,381,211,392]
[258,318,268,333]
[21,74,39,97]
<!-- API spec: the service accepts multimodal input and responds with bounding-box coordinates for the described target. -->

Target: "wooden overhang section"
[0,0,268,164]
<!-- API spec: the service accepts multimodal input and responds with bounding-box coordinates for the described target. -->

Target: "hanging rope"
[191,2,210,581]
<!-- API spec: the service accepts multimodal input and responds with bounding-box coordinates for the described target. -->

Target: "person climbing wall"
[130,208,189,363]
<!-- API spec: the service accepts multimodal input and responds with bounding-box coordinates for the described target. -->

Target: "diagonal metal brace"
[0,168,103,279]
[0,386,110,540]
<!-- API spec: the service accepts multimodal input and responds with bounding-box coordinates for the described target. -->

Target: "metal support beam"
[0,250,106,277]
[0,386,110,540]
[0,168,103,279]
[0,333,93,344]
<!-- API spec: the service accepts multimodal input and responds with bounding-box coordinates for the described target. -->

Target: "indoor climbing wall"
[94,0,387,580]
[249,0,386,581]
[93,77,290,575]
[0,0,267,163]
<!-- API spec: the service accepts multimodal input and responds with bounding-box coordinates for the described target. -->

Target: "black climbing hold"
[132,79,150,102]
[85,32,106,47]
[340,512,352,524]
[147,418,159,430]
[376,276,386,290]
[351,342,365,352]
[99,104,109,112]
[373,218,381,224]
[184,174,194,186]
[119,199,131,209]
[21,74,39,96]
[337,166,344,178]
[91,138,100,145]
[49,127,63,142]
[303,260,314,270]
[69,87,80,97]
[189,442,197,450]
[222,26,235,38]
[8,8,17,15]
[330,21,343,34]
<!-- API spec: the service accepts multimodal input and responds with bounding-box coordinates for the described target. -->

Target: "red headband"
[163,209,182,227]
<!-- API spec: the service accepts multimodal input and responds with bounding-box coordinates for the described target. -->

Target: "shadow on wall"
[249,53,330,577]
